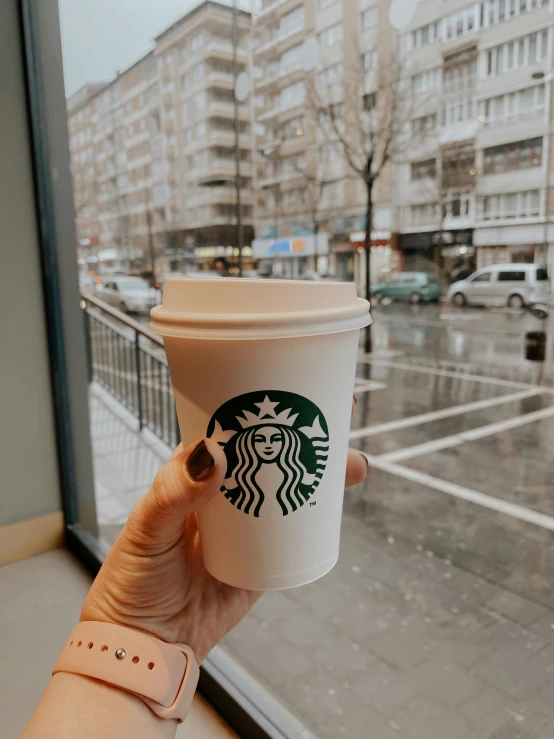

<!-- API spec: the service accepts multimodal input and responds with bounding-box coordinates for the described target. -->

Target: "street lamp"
[531,70,554,278]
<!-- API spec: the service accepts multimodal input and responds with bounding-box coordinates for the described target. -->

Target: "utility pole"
[232,0,244,276]
[145,203,156,277]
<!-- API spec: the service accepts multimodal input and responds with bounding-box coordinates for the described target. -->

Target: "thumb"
[124,438,226,552]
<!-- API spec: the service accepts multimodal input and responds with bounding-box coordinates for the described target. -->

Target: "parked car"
[447,263,550,309]
[371,272,442,304]
[98,276,160,314]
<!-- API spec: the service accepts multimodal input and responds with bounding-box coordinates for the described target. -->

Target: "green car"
[371,272,442,305]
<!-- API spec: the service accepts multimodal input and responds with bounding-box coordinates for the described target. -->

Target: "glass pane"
[40,0,554,736]
[498,271,526,280]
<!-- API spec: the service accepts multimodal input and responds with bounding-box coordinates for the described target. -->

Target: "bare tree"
[310,48,415,351]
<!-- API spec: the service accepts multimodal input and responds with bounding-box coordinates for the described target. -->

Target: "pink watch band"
[52,621,199,723]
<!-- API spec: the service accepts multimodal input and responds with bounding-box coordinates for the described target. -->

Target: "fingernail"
[359,452,369,473]
[187,440,216,481]
[354,395,358,409]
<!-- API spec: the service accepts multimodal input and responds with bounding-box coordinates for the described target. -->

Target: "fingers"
[345,449,369,488]
[125,438,226,552]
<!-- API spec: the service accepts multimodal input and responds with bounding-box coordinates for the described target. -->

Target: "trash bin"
[525,331,546,362]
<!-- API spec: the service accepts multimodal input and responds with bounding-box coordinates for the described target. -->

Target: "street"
[90,301,554,738]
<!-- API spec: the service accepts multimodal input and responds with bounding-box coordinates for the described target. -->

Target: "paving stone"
[409,657,487,707]
[347,658,419,717]
[313,634,375,682]
[390,694,473,739]
[485,588,549,627]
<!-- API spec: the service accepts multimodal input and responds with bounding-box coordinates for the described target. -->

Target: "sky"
[59,0,254,97]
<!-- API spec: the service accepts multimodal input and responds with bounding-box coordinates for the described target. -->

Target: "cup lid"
[150,277,371,340]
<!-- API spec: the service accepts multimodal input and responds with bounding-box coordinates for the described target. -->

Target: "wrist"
[53,621,199,724]
[23,673,177,739]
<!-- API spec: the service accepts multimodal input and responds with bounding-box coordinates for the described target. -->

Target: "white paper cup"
[151,278,370,590]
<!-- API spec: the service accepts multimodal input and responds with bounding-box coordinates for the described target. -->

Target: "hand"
[81,435,368,662]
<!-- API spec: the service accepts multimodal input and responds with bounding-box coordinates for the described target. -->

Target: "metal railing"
[82,292,180,449]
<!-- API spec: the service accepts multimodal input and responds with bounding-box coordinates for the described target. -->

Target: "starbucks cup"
[150,278,370,591]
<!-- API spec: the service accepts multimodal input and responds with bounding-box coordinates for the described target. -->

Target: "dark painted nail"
[187,440,216,482]
[359,453,369,473]
[353,395,358,409]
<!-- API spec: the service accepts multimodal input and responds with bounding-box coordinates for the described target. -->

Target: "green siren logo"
[207,391,329,517]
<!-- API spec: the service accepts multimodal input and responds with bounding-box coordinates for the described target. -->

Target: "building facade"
[252,0,396,282]
[68,1,254,275]
[397,0,554,279]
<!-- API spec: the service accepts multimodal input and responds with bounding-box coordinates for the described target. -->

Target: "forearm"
[22,673,178,739]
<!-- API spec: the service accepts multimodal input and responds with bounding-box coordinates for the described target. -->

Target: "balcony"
[186,187,254,207]
[257,0,290,20]
[207,101,249,119]
[209,130,251,147]
[256,23,305,57]
[205,41,247,61]
[206,71,234,88]
[258,103,281,122]
[191,159,252,185]
[256,62,303,92]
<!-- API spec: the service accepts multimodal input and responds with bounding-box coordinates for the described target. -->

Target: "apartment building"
[68,1,253,275]
[67,83,106,267]
[398,0,553,278]
[153,0,254,267]
[252,0,396,281]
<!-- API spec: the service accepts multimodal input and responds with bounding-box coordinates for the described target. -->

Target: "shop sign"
[253,233,329,258]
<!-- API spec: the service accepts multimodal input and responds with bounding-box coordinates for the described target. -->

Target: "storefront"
[252,233,330,278]
[474,223,549,272]
[331,214,398,287]
[398,229,475,282]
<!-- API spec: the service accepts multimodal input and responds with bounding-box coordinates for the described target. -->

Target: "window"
[411,20,439,48]
[498,270,526,281]
[280,80,305,110]
[280,6,304,36]
[194,121,206,139]
[479,85,545,125]
[443,57,476,93]
[412,113,437,136]
[362,7,377,29]
[321,179,344,201]
[480,190,541,219]
[484,30,548,76]
[318,23,343,49]
[410,202,438,223]
[410,159,436,180]
[484,137,542,173]
[483,0,544,26]
[412,67,440,93]
[362,51,378,71]
[318,0,340,8]
[537,267,548,280]
[317,63,343,87]
[190,32,203,51]
[191,63,203,83]
[280,44,302,73]
[442,97,474,126]
[471,272,492,282]
[280,115,306,139]
[283,188,306,208]
[443,3,480,41]
[320,142,342,164]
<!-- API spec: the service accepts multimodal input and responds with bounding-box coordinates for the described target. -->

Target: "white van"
[447,263,550,308]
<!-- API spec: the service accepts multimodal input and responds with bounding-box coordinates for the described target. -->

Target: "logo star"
[254,395,279,418]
